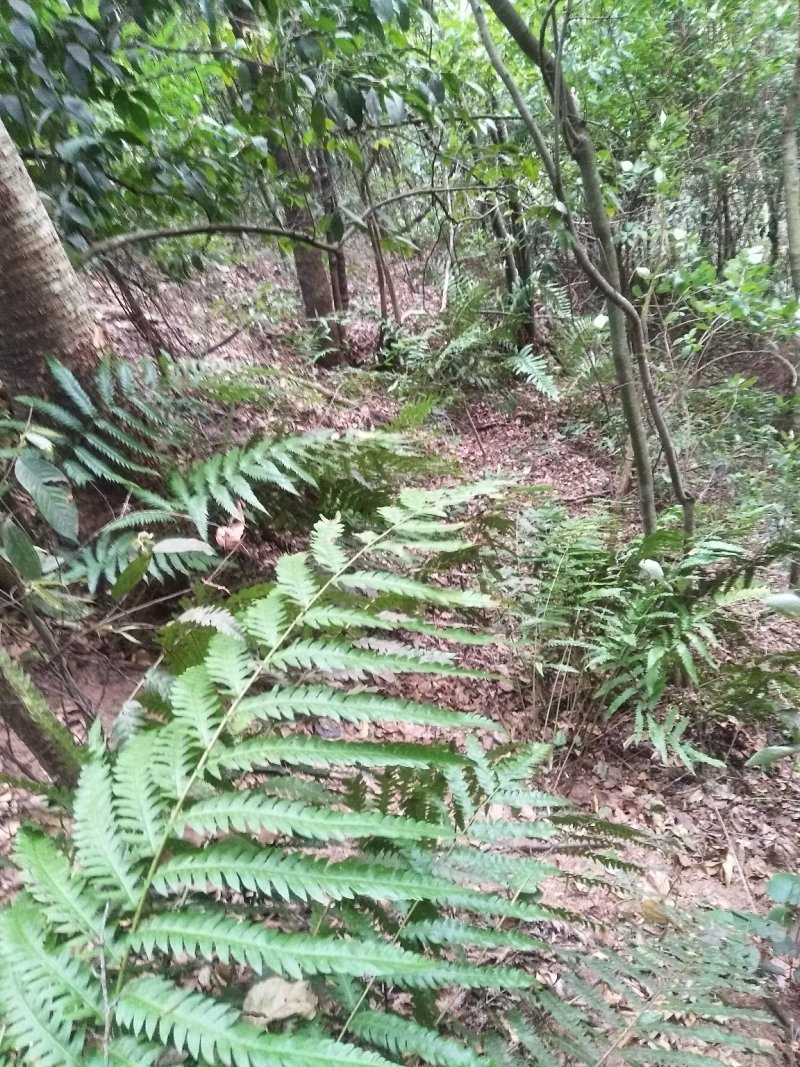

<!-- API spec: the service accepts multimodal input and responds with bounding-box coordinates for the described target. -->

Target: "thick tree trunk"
[0,117,95,397]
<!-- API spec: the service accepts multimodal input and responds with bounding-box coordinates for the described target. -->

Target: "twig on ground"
[464,404,488,463]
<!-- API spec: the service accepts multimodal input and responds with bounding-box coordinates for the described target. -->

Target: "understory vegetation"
[2,0,800,1062]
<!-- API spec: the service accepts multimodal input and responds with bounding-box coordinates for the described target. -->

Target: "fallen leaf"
[216,500,246,552]
[243,977,318,1027]
[721,850,736,886]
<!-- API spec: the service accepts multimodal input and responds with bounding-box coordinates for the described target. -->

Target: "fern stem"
[115,502,450,994]
[335,748,521,1043]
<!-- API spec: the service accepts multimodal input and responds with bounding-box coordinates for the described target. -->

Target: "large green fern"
[1,355,427,591]
[0,487,772,1065]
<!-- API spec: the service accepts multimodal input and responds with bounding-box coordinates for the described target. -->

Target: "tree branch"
[77,222,337,267]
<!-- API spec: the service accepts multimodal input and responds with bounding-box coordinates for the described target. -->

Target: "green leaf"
[8,0,38,24]
[766,871,800,905]
[14,450,79,543]
[9,16,36,49]
[66,42,91,69]
[370,0,394,22]
[745,744,800,769]
[153,537,215,556]
[2,519,41,580]
[111,553,151,601]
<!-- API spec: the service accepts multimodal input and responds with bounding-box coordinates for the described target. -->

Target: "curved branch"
[77,222,337,267]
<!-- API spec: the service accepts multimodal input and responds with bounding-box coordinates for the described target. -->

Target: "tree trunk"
[224,2,344,364]
[272,144,345,365]
[317,148,350,313]
[784,26,800,300]
[0,117,95,397]
[783,2,800,585]
[474,0,658,535]
[0,643,83,789]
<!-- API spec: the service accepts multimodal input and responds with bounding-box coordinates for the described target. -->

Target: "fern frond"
[349,1010,492,1067]
[506,345,560,400]
[311,514,349,572]
[207,735,465,776]
[13,829,103,939]
[174,794,454,842]
[170,664,224,746]
[276,552,321,607]
[129,908,528,988]
[84,1035,163,1066]
[269,637,485,678]
[334,571,493,609]
[401,918,548,953]
[16,394,83,430]
[229,685,495,733]
[72,757,139,905]
[116,976,398,1067]
[113,733,169,855]
[0,897,102,1018]
[241,589,288,646]
[46,356,96,417]
[0,954,86,1066]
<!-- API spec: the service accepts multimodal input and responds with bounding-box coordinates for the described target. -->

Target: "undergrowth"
[0,487,774,1065]
[496,502,790,765]
[0,354,428,592]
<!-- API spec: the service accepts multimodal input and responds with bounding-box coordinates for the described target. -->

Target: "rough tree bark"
[0,116,96,396]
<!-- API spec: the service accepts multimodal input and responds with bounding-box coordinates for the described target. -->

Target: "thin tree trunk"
[766,184,781,268]
[0,643,83,788]
[783,2,800,584]
[360,169,401,323]
[473,0,658,535]
[317,148,350,313]
[488,198,519,292]
[273,144,345,363]
[0,117,95,396]
[784,25,800,300]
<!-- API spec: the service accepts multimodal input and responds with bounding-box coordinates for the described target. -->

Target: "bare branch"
[77,222,337,267]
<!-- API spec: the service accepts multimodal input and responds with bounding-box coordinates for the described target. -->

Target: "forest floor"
[1,242,799,1058]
